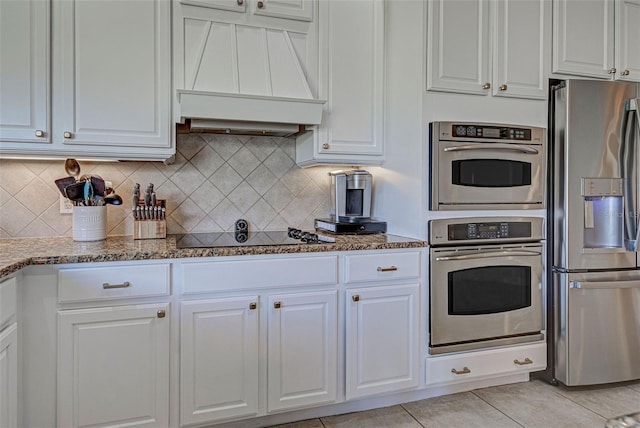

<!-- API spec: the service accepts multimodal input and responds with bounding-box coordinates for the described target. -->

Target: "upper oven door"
[434,141,545,210]
[430,243,544,347]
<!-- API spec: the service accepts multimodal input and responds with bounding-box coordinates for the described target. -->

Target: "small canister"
[72,206,107,241]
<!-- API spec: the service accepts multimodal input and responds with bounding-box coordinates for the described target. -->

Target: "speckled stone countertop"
[0,234,427,279]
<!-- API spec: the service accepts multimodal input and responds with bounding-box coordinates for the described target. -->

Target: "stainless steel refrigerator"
[548,79,640,386]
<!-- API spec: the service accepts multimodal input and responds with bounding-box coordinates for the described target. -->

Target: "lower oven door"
[430,243,544,353]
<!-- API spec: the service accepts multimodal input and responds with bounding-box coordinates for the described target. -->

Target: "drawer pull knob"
[451,366,471,375]
[157,310,166,318]
[274,301,282,309]
[249,302,257,310]
[102,281,131,289]
[377,266,398,272]
[514,357,533,365]
[63,131,73,139]
[352,295,360,302]
[35,129,45,137]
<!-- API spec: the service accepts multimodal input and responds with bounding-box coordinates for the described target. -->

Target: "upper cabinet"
[0,0,173,161]
[553,0,640,81]
[295,0,385,166]
[181,0,313,21]
[427,0,549,100]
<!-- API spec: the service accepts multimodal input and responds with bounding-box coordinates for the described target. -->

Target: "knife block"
[133,199,167,240]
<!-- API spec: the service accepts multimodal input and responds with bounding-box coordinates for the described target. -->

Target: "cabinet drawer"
[0,277,17,329]
[58,263,170,303]
[426,343,546,386]
[344,251,420,284]
[182,255,338,293]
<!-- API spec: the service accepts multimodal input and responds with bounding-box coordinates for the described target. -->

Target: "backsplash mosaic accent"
[0,134,336,238]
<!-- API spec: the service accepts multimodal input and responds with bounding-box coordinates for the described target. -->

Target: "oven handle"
[435,249,542,261]
[443,144,539,154]
[570,279,640,290]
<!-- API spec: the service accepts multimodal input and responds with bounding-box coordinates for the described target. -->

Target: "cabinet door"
[552,0,615,78]
[0,324,18,428]
[427,0,491,95]
[179,0,246,13]
[316,0,384,157]
[55,0,171,150]
[252,0,314,21]
[493,0,548,99]
[0,0,49,145]
[615,0,640,82]
[345,284,420,400]
[57,303,170,428]
[180,297,259,426]
[267,290,337,412]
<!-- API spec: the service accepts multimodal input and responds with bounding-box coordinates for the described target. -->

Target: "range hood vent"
[181,118,304,138]
[177,19,325,133]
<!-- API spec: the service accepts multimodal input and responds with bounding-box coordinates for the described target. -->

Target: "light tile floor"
[270,379,640,428]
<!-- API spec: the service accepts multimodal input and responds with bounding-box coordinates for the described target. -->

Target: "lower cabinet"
[57,303,170,428]
[425,342,547,386]
[180,289,338,426]
[0,323,18,428]
[345,283,420,400]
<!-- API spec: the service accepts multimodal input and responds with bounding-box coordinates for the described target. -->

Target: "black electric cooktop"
[174,229,335,248]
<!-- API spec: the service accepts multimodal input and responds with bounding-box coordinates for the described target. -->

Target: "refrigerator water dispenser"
[581,178,623,249]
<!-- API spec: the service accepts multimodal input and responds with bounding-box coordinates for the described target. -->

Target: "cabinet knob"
[622,69,630,76]
[35,129,45,138]
[157,310,166,318]
[514,357,533,365]
[63,131,73,139]
[482,83,491,90]
[499,84,508,91]
[257,0,264,8]
[237,0,243,4]
[322,143,330,150]
[274,301,281,309]
[451,366,471,375]
[249,302,257,310]
[609,67,617,74]
[352,295,360,302]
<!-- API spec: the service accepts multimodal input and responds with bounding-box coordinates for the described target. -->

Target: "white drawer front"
[0,277,17,329]
[58,263,170,303]
[426,343,547,386]
[182,256,338,293]
[345,251,420,284]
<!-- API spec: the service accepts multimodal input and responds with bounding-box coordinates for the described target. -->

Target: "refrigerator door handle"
[570,279,640,290]
[623,98,640,251]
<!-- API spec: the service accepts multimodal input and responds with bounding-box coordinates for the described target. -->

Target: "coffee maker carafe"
[330,170,372,222]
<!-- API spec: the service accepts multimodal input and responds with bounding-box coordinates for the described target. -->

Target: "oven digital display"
[482,128,500,138]
[478,224,499,232]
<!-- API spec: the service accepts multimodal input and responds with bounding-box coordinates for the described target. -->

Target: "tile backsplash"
[0,134,336,238]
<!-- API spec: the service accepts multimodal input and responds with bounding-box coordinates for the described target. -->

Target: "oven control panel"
[428,217,543,246]
[451,124,532,140]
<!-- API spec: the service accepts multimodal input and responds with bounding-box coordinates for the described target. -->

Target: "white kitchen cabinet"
[553,0,640,82]
[427,0,548,100]
[0,0,50,146]
[179,0,313,21]
[267,290,338,412]
[295,0,385,166]
[425,342,546,386]
[180,296,260,426]
[0,0,173,160]
[0,276,18,428]
[57,303,170,428]
[345,283,420,400]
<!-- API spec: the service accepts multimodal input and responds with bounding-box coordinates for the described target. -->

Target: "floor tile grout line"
[399,403,427,428]
[470,390,526,427]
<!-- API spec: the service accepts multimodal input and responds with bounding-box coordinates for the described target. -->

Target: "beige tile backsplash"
[0,134,336,238]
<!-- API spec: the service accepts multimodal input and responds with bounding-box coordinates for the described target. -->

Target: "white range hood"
[176,19,325,135]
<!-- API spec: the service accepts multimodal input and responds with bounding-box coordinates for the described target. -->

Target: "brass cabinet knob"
[274,301,281,309]
[482,83,491,89]
[249,302,257,310]
[157,310,166,318]
[622,69,630,76]
[352,295,360,302]
[257,0,264,7]
[35,130,45,138]
[609,67,617,74]
[322,143,330,150]
[63,131,73,139]
[237,0,243,4]
[499,84,508,91]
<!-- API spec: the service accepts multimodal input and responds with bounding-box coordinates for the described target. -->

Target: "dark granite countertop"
[0,234,427,279]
